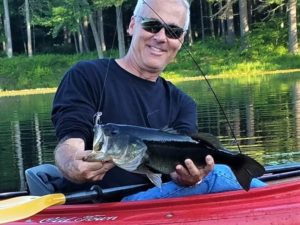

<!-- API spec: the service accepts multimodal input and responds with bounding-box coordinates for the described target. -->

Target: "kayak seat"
[25,164,99,196]
[25,164,65,195]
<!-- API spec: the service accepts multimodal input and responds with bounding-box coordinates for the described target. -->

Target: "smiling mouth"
[151,45,165,51]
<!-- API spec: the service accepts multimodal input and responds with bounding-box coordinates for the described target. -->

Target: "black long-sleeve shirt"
[52,58,198,188]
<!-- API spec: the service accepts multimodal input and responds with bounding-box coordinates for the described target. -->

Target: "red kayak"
[8,178,300,225]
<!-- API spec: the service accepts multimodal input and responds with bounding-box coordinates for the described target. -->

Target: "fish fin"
[116,137,148,172]
[147,173,162,188]
[230,154,265,191]
[136,165,162,188]
[190,132,224,149]
[160,126,180,134]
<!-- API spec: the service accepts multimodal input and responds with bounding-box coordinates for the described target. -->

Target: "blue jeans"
[122,164,266,202]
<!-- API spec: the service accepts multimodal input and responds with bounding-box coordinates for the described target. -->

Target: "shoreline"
[1,69,300,97]
[0,88,57,97]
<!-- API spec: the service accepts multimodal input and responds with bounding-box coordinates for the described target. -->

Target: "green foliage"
[164,37,300,79]
[0,33,299,91]
[237,18,288,61]
[0,49,119,90]
[0,53,92,90]
[94,0,126,8]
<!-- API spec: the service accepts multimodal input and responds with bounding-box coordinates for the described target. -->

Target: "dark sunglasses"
[135,16,185,39]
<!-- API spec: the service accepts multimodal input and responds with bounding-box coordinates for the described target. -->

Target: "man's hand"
[170,155,215,186]
[54,138,115,184]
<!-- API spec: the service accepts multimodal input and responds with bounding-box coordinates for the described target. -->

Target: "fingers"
[204,155,214,173]
[174,161,200,186]
[185,159,201,178]
[172,155,215,186]
[71,150,115,182]
[87,161,115,181]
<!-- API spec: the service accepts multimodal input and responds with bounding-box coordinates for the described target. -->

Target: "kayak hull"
[9,179,300,225]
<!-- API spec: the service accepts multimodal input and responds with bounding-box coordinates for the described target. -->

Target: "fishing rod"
[96,0,241,152]
[142,0,241,153]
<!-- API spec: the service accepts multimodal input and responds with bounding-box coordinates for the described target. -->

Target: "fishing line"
[142,0,241,153]
[94,11,119,126]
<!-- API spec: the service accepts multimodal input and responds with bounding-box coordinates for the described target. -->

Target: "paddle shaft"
[0,190,28,200]
[65,183,150,204]
[260,169,300,182]
[1,163,299,200]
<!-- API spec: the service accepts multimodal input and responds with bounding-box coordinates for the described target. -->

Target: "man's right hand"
[54,138,115,183]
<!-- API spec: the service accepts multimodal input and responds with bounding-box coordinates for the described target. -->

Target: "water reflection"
[0,73,300,192]
[11,117,26,191]
[34,112,43,165]
[294,82,300,149]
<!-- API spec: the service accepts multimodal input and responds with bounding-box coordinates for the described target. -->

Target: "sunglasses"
[135,16,185,39]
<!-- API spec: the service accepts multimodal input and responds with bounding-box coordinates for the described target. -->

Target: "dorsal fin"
[190,132,224,149]
[160,126,179,134]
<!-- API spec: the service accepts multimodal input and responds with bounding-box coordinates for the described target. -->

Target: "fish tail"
[230,154,265,191]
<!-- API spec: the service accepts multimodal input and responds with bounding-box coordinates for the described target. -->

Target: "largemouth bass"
[85,123,265,191]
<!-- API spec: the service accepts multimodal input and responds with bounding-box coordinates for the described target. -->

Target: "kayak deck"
[9,178,300,225]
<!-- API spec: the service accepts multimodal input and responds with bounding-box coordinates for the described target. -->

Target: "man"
[52,0,264,200]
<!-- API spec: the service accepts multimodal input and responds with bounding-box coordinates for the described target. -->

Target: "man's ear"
[127,16,135,36]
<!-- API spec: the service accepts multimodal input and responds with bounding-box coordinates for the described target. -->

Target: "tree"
[226,0,236,45]
[287,0,298,54]
[25,0,33,57]
[239,0,249,50]
[97,9,106,51]
[199,0,205,41]
[207,1,215,38]
[187,0,194,45]
[116,4,125,57]
[3,0,13,57]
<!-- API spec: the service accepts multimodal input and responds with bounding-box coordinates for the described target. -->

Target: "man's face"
[127,0,187,74]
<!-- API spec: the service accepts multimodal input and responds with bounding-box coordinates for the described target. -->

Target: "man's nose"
[153,27,168,41]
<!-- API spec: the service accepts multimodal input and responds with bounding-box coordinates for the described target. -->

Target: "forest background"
[0,0,299,92]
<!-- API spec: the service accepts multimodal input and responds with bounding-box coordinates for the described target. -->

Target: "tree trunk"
[73,32,79,53]
[0,12,5,52]
[97,9,106,52]
[25,0,33,57]
[63,26,68,44]
[288,0,298,54]
[247,0,252,24]
[208,2,215,38]
[199,0,205,41]
[187,22,193,46]
[89,12,103,58]
[32,24,36,53]
[77,22,83,54]
[187,0,194,45]
[116,5,125,57]
[239,0,249,50]
[81,17,90,52]
[226,0,235,45]
[3,0,13,58]
[218,1,225,38]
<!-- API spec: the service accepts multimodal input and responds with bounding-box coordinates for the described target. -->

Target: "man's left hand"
[170,155,215,186]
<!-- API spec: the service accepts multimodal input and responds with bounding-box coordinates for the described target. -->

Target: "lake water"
[0,73,300,192]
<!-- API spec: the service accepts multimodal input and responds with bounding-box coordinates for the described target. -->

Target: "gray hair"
[133,0,190,31]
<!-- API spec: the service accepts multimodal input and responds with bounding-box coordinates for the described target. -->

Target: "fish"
[85,123,265,191]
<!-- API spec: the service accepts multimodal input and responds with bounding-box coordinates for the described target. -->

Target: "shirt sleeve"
[173,93,198,135]
[51,61,101,148]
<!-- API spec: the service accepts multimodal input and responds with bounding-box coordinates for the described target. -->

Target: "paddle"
[1,163,299,224]
[0,183,149,224]
[0,190,28,200]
